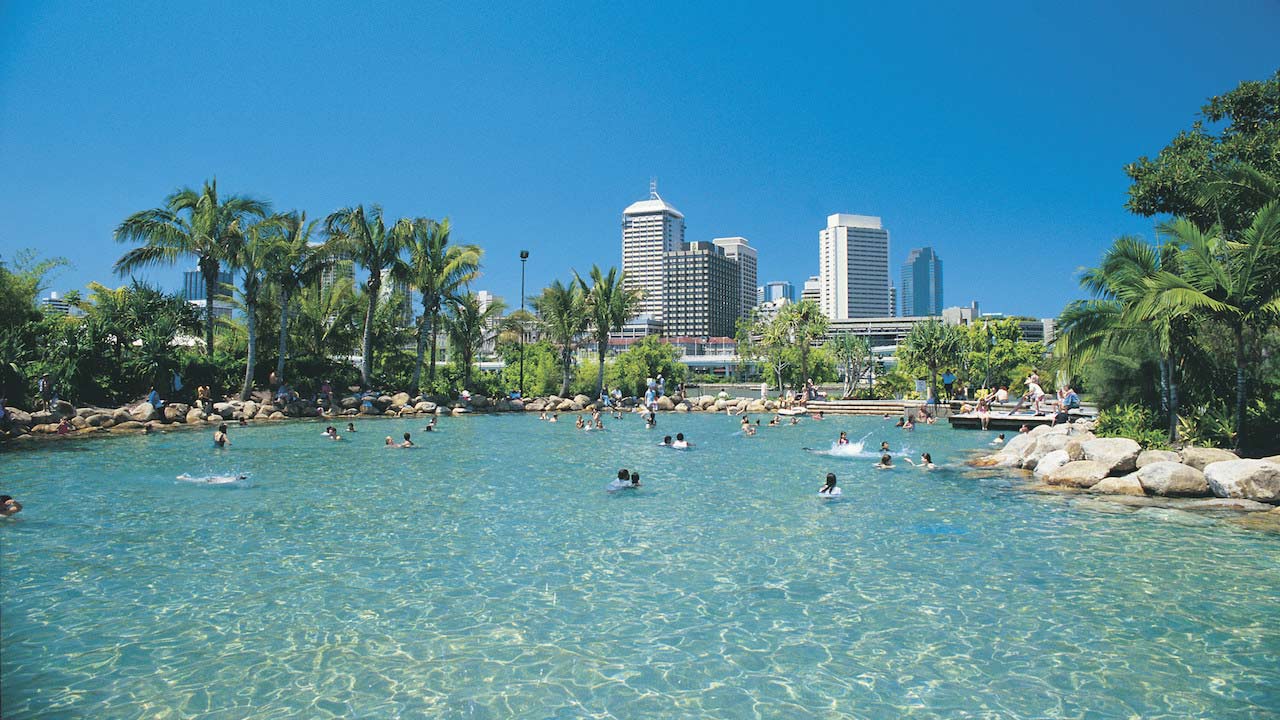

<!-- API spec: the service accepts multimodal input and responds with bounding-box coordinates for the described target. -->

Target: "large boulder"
[53,400,75,418]
[359,404,383,416]
[390,392,411,409]
[1081,437,1141,474]
[130,402,160,423]
[212,402,235,418]
[85,413,112,427]
[1136,449,1181,468]
[524,399,545,412]
[714,399,728,411]
[1203,460,1280,504]
[112,407,133,424]
[656,396,676,411]
[242,400,259,419]
[573,394,591,406]
[1001,432,1039,460]
[1033,449,1071,477]
[114,420,146,431]
[340,395,361,410]
[186,407,207,424]
[1046,460,1112,488]
[1180,447,1239,471]
[164,403,192,423]
[6,408,32,428]
[556,400,577,412]
[30,410,58,426]
[469,395,491,409]
[414,401,438,414]
[1135,461,1210,497]
[506,399,524,412]
[1089,474,1146,496]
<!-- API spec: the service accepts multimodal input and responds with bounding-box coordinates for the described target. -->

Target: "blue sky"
[1,0,1276,319]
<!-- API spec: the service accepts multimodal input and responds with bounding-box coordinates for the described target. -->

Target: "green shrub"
[1096,404,1169,449]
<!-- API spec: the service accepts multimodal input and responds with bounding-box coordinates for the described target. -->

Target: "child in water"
[819,473,839,495]
[659,435,673,446]
[875,453,894,469]
[213,424,230,448]
[399,432,414,448]
[672,433,692,449]
[880,441,890,452]
[905,452,936,469]
[990,433,1006,445]
[837,432,849,445]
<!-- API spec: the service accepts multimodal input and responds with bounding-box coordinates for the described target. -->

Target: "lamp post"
[519,250,529,398]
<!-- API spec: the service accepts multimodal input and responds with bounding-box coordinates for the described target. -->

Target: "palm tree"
[576,265,642,402]
[224,219,278,400]
[770,301,829,393]
[264,212,322,381]
[406,218,482,392]
[828,332,871,398]
[531,279,589,397]
[1138,202,1280,447]
[292,278,360,358]
[324,205,411,387]
[115,179,269,354]
[898,319,962,406]
[1056,236,1184,439]
[445,292,507,390]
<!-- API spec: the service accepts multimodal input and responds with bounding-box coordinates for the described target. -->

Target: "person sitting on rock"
[56,417,72,435]
[146,386,165,409]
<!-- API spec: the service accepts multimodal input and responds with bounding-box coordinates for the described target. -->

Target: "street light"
[519,250,529,399]
[984,331,995,392]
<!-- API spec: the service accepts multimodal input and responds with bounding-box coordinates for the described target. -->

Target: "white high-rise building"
[711,237,757,321]
[818,214,890,319]
[622,182,685,323]
[801,275,822,304]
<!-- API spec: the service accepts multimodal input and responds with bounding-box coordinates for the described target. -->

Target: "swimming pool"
[2,414,1277,718]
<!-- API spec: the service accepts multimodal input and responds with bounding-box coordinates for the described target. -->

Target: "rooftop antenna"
[650,177,660,200]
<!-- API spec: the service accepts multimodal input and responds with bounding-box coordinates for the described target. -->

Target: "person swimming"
[424,416,438,432]
[645,412,656,429]
[629,472,641,488]
[905,452,936,469]
[875,453,894,469]
[346,422,357,433]
[575,415,585,429]
[902,418,914,430]
[819,472,839,495]
[790,417,800,426]
[324,426,342,441]
[880,441,890,452]
[837,431,849,445]
[659,435,673,446]
[672,433,692,449]
[213,424,230,448]
[385,436,395,446]
[768,415,780,427]
[894,418,905,427]
[549,413,559,423]
[0,495,22,517]
[399,432,414,448]
[990,433,1006,445]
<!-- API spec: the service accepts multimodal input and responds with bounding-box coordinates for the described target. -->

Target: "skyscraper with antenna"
[621,180,685,323]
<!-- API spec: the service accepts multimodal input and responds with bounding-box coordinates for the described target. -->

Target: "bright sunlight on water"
[2,413,1278,718]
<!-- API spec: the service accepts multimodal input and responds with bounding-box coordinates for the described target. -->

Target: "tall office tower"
[622,181,685,322]
[888,286,897,317]
[762,280,795,303]
[40,292,75,316]
[711,237,757,320]
[476,290,502,313]
[661,241,740,338]
[900,247,943,316]
[181,268,234,301]
[800,275,821,304]
[757,286,766,306]
[818,214,891,319]
[380,269,415,327]
[311,242,355,294]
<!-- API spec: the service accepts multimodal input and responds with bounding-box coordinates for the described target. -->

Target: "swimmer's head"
[922,452,933,463]
[880,453,892,465]
[630,473,640,485]
[385,436,394,445]
[218,424,228,432]
[825,473,836,486]
[663,436,672,444]
[676,433,684,441]
[617,469,630,480]
[403,432,411,441]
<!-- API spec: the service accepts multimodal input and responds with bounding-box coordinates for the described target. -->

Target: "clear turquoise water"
[2,414,1278,719]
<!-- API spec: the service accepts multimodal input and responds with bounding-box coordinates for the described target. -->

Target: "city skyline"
[2,3,1277,320]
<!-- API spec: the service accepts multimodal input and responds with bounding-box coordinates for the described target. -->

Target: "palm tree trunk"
[241,294,257,401]
[596,344,606,402]
[203,269,217,355]
[561,348,572,397]
[1157,358,1170,419]
[427,311,440,388]
[1233,325,1246,450]
[413,308,428,391]
[1167,357,1180,442]
[276,288,290,381]
[361,290,376,388]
